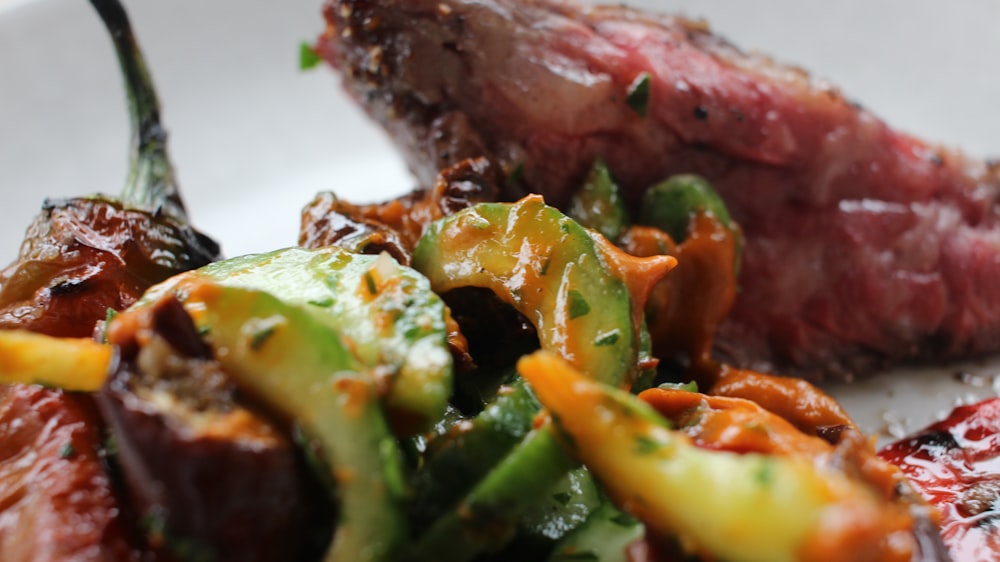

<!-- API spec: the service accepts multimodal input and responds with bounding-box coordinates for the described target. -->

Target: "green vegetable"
[514,467,604,556]
[626,72,652,117]
[412,195,670,390]
[566,160,629,242]
[639,174,735,244]
[407,197,669,560]
[125,245,454,560]
[404,425,578,562]
[141,247,452,432]
[410,378,540,526]
[546,501,643,562]
[156,283,407,562]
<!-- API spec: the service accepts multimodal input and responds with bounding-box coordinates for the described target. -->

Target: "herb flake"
[58,442,76,459]
[634,435,660,455]
[567,290,590,319]
[308,296,335,308]
[299,41,322,71]
[364,271,378,295]
[594,329,620,347]
[610,512,638,527]
[249,325,276,351]
[658,380,699,393]
[754,458,775,487]
[626,72,652,117]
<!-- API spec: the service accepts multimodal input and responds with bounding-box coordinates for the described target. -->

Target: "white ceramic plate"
[1,0,998,439]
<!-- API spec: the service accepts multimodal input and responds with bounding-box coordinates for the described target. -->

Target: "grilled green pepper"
[0,0,219,339]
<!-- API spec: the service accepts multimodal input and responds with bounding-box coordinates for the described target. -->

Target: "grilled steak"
[318,0,1000,380]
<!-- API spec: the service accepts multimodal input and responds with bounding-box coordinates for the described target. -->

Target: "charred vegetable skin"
[0,0,219,339]
[300,156,501,265]
[0,198,219,338]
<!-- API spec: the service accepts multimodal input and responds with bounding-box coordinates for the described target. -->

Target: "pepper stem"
[90,0,187,221]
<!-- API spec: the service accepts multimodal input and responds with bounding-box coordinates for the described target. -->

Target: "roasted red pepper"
[0,0,219,338]
[880,397,1000,561]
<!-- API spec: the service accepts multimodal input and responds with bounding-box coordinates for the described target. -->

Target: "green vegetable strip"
[546,501,644,562]
[626,72,652,117]
[514,466,604,555]
[89,0,187,219]
[410,379,540,527]
[178,286,407,562]
[404,425,577,562]
[639,174,735,244]
[566,160,629,242]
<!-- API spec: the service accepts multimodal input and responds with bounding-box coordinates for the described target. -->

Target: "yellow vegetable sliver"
[0,330,111,391]
[518,350,912,562]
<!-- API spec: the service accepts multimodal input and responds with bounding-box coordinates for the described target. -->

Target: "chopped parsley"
[610,511,639,527]
[634,435,660,455]
[567,290,590,319]
[364,271,378,295]
[308,296,335,308]
[58,442,76,459]
[594,329,621,347]
[249,325,277,351]
[626,72,652,117]
[299,41,322,71]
